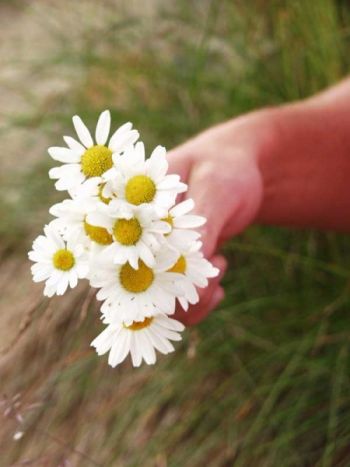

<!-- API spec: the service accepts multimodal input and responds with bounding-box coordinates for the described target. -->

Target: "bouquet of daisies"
[28,111,219,367]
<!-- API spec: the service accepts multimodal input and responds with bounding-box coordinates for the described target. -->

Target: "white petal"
[73,115,94,148]
[69,272,78,288]
[86,212,112,230]
[77,264,89,278]
[145,146,168,182]
[46,269,64,286]
[181,280,199,304]
[32,266,52,282]
[178,296,189,311]
[115,122,132,133]
[158,315,185,332]
[109,129,139,153]
[147,328,174,354]
[127,249,139,270]
[43,284,56,297]
[170,199,194,217]
[108,331,129,367]
[174,215,206,229]
[138,332,156,365]
[95,110,111,145]
[151,220,171,234]
[168,229,201,250]
[130,333,142,367]
[28,251,49,263]
[92,325,118,354]
[152,286,175,314]
[138,242,155,268]
[63,136,86,155]
[154,248,178,272]
[128,247,139,266]
[152,322,182,341]
[157,175,183,190]
[54,177,77,191]
[48,147,80,163]
[56,276,69,295]
[111,248,129,266]
[45,224,65,249]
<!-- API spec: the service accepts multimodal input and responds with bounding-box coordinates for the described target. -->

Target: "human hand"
[168,110,276,325]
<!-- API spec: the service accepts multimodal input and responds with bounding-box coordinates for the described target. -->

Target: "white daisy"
[86,203,170,269]
[89,251,184,324]
[165,241,219,311]
[49,198,113,248]
[91,314,185,367]
[162,198,206,251]
[48,110,139,192]
[28,223,89,297]
[102,142,187,217]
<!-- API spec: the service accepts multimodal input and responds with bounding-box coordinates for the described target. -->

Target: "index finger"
[166,145,193,183]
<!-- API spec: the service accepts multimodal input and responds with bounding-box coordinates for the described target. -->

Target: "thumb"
[166,146,193,183]
[186,161,239,258]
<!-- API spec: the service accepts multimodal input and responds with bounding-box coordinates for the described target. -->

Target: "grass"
[1,0,350,465]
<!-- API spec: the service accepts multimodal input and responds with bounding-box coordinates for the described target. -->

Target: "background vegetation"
[1,0,350,465]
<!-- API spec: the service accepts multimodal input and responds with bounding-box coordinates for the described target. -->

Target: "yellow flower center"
[125,175,156,205]
[113,218,142,245]
[98,183,111,204]
[52,249,75,271]
[119,260,154,293]
[84,220,113,245]
[123,317,154,331]
[81,145,113,178]
[168,255,187,274]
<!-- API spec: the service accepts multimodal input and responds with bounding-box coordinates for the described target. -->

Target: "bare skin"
[169,78,350,325]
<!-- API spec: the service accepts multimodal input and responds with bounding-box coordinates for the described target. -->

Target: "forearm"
[168,79,350,324]
[256,79,350,231]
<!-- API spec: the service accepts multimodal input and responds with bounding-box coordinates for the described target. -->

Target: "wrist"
[253,102,310,226]
[254,97,350,231]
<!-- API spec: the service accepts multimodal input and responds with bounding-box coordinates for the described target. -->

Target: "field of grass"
[1,0,350,465]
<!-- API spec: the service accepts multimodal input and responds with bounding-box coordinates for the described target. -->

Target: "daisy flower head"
[161,198,206,251]
[49,198,113,249]
[106,142,187,217]
[28,223,89,297]
[91,314,185,367]
[86,202,171,269]
[89,249,183,324]
[48,110,139,193]
[165,241,220,311]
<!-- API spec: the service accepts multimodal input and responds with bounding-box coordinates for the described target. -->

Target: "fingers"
[167,139,241,258]
[174,254,227,326]
[178,285,224,326]
[166,146,193,183]
[186,162,238,258]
